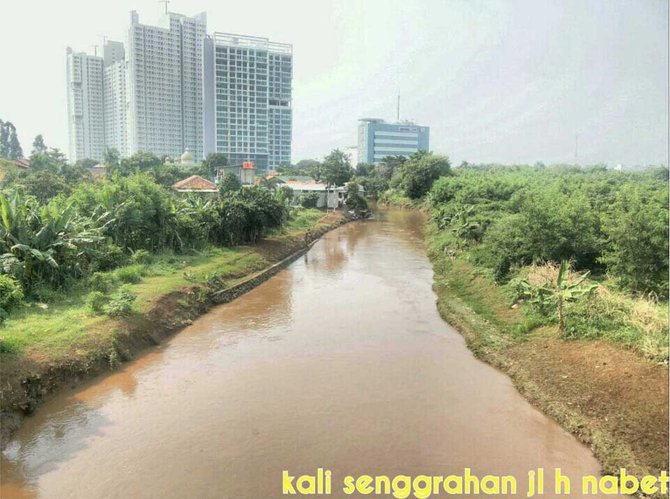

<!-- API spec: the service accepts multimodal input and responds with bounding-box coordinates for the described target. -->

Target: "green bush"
[130,249,152,265]
[115,265,144,284]
[96,244,128,271]
[392,152,451,199]
[429,165,668,294]
[86,291,108,315]
[345,182,368,211]
[299,192,320,209]
[105,286,136,317]
[599,184,668,297]
[88,272,117,293]
[31,284,62,304]
[0,274,24,321]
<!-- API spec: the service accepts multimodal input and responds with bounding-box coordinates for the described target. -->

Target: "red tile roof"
[173,175,218,192]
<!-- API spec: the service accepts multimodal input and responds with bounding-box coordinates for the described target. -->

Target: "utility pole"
[397,95,400,122]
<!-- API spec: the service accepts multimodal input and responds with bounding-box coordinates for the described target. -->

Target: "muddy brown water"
[1,210,618,498]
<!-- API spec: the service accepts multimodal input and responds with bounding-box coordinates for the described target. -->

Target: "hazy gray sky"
[0,0,667,166]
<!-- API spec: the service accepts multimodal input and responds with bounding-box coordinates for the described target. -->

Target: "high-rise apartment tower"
[205,33,292,171]
[66,48,105,162]
[125,10,206,159]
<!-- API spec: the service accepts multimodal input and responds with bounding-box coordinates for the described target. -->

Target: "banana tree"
[512,260,598,332]
[0,192,107,291]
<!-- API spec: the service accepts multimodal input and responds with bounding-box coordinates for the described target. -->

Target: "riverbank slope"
[0,210,348,448]
[425,220,668,482]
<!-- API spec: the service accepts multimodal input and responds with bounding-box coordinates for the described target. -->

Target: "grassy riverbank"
[426,221,668,480]
[0,209,345,445]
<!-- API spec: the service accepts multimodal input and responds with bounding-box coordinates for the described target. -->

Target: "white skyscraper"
[66,10,292,169]
[126,10,206,159]
[103,41,128,157]
[66,48,105,162]
[205,33,292,171]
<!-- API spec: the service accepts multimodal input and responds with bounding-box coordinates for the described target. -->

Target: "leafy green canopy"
[428,165,669,296]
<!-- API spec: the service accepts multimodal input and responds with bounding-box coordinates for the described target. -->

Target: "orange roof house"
[172,175,218,193]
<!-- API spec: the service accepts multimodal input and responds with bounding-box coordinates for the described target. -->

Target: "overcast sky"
[0,0,667,166]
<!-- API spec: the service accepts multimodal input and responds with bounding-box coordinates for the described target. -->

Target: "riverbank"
[425,221,669,483]
[0,209,349,448]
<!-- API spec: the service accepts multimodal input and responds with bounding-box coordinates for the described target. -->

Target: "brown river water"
[1,210,617,498]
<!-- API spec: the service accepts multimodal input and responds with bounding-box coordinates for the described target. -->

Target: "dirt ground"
[506,334,669,476]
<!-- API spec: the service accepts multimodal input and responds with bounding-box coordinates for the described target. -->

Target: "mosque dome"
[180,149,194,164]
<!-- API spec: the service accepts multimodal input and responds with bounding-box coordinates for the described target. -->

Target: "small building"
[14,158,30,169]
[173,175,218,195]
[217,161,255,186]
[275,177,345,209]
[89,163,107,180]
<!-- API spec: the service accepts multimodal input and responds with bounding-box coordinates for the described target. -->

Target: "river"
[1,209,614,498]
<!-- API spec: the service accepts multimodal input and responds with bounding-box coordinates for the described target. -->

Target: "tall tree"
[219,172,242,194]
[0,120,23,159]
[119,151,162,174]
[203,153,228,177]
[32,134,47,154]
[313,149,353,188]
[391,152,451,199]
[0,120,6,158]
[29,148,68,172]
[104,147,120,167]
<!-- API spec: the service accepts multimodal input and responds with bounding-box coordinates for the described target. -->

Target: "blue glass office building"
[358,118,429,164]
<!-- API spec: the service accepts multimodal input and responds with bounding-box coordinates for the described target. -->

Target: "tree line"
[428,164,669,298]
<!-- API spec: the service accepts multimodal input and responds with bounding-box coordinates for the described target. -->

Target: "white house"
[274,176,345,209]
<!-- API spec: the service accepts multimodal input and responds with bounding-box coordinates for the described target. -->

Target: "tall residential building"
[357,118,430,164]
[66,48,105,162]
[103,40,128,157]
[66,10,292,170]
[126,10,206,159]
[205,33,292,171]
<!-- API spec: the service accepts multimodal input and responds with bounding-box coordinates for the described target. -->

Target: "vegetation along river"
[1,210,617,498]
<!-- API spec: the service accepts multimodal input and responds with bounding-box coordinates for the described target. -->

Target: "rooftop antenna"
[91,44,98,56]
[397,95,400,122]
[159,0,170,14]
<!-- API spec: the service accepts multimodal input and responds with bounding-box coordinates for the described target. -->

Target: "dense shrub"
[69,174,178,252]
[0,192,107,294]
[599,184,668,297]
[130,249,152,265]
[105,286,136,317]
[345,182,368,211]
[275,185,294,206]
[391,152,451,199]
[299,192,320,208]
[86,291,108,315]
[87,272,117,293]
[219,172,242,194]
[429,165,668,295]
[115,265,144,284]
[0,274,24,321]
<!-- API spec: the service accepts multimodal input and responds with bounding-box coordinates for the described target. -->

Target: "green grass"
[272,208,325,235]
[426,221,669,363]
[0,246,269,358]
[378,188,415,208]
